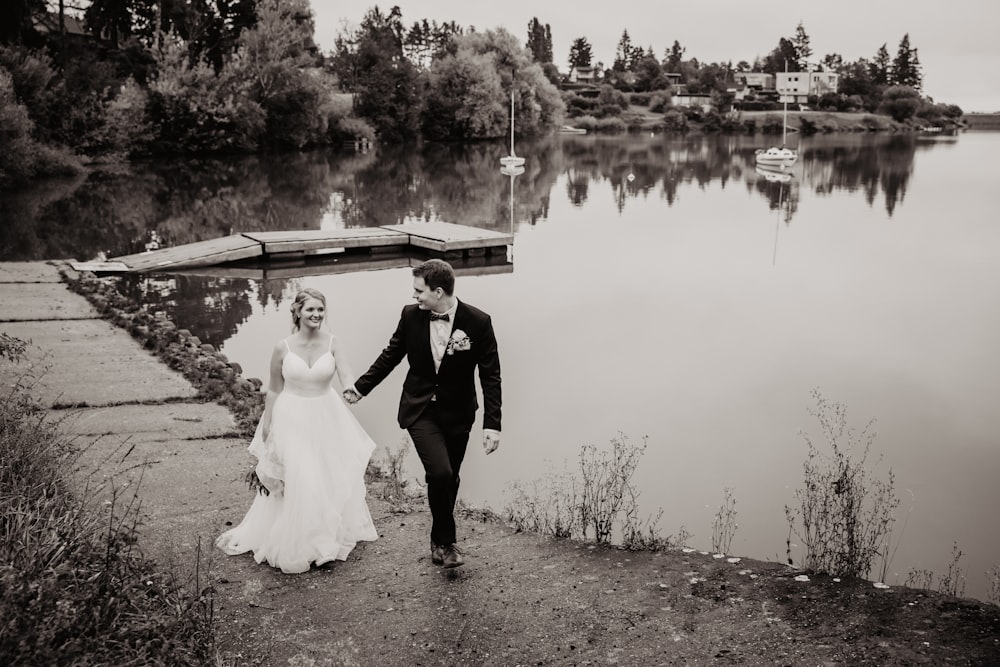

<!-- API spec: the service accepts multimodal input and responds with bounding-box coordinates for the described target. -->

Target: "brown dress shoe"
[431,541,444,565]
[441,543,464,568]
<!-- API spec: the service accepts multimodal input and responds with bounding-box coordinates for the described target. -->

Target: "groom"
[345,259,502,568]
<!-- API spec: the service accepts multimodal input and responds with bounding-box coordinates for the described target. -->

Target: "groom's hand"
[483,430,500,455]
[343,388,361,404]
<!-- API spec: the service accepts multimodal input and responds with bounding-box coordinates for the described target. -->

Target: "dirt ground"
[211,489,1000,667]
[6,262,996,666]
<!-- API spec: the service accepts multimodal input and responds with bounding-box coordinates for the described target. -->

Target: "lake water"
[4,130,998,601]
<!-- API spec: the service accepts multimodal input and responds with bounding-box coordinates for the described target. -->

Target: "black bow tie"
[430,312,450,322]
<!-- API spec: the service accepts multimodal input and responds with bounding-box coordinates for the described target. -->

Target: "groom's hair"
[413,259,455,295]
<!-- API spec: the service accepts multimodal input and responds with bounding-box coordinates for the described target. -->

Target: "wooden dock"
[76,222,512,274]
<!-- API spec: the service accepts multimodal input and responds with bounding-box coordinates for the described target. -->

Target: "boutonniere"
[446,329,472,355]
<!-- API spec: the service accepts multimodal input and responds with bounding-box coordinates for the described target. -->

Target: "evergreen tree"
[568,37,592,69]
[613,30,633,71]
[664,40,685,72]
[525,17,552,63]
[892,33,922,90]
[792,21,812,69]
[870,43,890,85]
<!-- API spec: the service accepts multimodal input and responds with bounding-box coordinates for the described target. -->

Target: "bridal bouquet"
[244,468,270,496]
[446,329,471,355]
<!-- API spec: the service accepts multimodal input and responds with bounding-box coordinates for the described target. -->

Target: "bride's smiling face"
[299,298,325,329]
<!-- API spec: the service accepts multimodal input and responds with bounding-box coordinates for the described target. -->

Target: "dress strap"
[283,338,290,352]
[328,334,334,354]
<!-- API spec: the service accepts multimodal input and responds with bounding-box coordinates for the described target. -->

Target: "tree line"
[1,2,962,191]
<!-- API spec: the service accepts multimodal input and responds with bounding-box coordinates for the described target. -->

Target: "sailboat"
[755,65,798,169]
[499,90,525,168]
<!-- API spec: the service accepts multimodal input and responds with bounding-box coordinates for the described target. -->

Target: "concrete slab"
[0,282,100,320]
[0,261,62,283]
[70,432,254,573]
[0,319,198,406]
[56,402,236,443]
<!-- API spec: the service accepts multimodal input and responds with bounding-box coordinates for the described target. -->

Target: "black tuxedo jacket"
[355,301,502,433]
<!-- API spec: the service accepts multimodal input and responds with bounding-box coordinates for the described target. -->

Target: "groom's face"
[413,277,444,312]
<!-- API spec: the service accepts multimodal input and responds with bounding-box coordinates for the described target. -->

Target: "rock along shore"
[1,261,997,666]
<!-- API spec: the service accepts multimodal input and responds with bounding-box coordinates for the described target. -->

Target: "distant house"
[663,72,682,88]
[672,94,713,113]
[776,71,839,103]
[734,72,775,91]
[32,12,94,43]
[567,65,599,85]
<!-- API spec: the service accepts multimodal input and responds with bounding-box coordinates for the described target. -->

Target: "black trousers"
[406,402,470,545]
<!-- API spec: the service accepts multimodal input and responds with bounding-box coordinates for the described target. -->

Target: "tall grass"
[0,336,214,665]
[784,389,900,580]
[711,487,738,555]
[503,434,685,551]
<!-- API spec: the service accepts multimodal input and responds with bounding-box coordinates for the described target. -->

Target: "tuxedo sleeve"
[355,308,408,397]
[478,315,502,432]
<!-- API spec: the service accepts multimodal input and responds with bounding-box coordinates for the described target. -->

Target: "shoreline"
[1,261,997,665]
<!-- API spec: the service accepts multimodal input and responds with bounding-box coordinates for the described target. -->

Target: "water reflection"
[2,133,935,262]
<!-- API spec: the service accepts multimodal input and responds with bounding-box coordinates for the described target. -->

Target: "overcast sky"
[310,0,1000,112]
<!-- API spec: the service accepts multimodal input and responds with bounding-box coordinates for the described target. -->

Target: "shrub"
[0,339,215,664]
[662,110,688,132]
[785,389,899,580]
[503,433,680,550]
[649,93,670,113]
[594,116,627,133]
[760,114,785,134]
[799,117,819,135]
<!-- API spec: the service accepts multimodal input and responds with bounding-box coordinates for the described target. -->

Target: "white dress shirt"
[430,299,458,372]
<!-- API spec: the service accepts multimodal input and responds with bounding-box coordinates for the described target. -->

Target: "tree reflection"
[118,274,255,349]
[1,133,926,263]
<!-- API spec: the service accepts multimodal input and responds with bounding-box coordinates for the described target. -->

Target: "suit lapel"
[437,302,466,371]
[414,308,434,371]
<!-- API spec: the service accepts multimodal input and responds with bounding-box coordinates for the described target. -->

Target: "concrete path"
[0,261,248,566]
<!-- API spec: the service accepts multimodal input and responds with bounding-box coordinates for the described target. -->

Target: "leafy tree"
[525,17,552,63]
[664,40,684,72]
[879,85,921,121]
[568,36,592,69]
[792,21,812,69]
[763,38,799,73]
[228,0,330,149]
[870,43,890,85]
[821,53,843,72]
[838,58,875,97]
[420,48,505,140]
[146,34,265,153]
[403,19,462,70]
[0,0,35,45]
[441,27,563,137]
[891,33,921,90]
[85,0,137,49]
[330,6,419,142]
[633,54,667,92]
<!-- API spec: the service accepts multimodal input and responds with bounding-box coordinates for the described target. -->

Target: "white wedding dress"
[216,341,378,573]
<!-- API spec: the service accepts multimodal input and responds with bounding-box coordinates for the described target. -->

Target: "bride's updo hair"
[290,287,327,331]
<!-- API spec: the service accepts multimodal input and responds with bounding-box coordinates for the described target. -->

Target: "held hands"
[483,430,500,455]
[343,388,361,405]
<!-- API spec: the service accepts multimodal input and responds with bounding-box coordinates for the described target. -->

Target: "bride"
[216,288,378,573]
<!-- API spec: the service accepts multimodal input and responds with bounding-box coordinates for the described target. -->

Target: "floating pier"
[73,222,512,274]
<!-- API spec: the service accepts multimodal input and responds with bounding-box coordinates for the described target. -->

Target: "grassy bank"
[570,106,965,134]
[0,339,215,665]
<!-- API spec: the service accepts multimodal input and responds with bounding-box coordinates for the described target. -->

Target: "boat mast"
[510,90,515,156]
